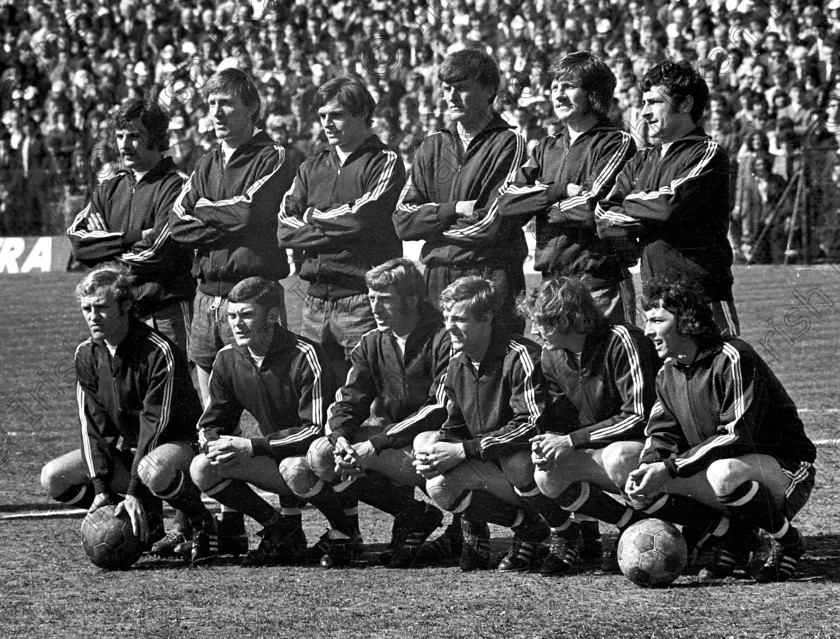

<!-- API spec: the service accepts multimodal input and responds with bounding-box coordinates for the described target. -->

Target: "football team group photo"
[2,0,840,637]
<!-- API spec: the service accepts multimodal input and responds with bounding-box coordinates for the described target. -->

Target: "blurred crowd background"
[2,0,840,262]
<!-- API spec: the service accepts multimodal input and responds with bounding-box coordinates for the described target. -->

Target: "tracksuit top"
[197,327,333,460]
[277,134,405,300]
[170,130,294,296]
[542,322,660,449]
[595,127,735,301]
[326,305,452,451]
[498,119,637,283]
[67,157,195,316]
[75,320,202,497]
[393,112,527,269]
[640,337,817,478]
[441,328,544,461]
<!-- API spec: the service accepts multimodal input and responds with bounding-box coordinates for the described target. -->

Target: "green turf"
[1,266,840,638]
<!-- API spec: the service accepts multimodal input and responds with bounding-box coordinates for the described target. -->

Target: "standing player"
[40,266,218,564]
[393,49,527,332]
[498,52,637,323]
[596,61,739,335]
[187,277,357,566]
[277,76,406,383]
[170,67,296,405]
[521,277,659,574]
[67,96,194,358]
[171,68,296,553]
[306,258,455,568]
[413,277,567,573]
[608,280,816,582]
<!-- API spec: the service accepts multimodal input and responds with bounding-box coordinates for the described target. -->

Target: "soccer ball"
[80,504,143,570]
[617,518,687,587]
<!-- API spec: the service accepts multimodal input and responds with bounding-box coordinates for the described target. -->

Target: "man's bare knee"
[602,442,642,486]
[706,458,751,496]
[190,454,216,491]
[413,430,441,452]
[499,451,535,488]
[534,468,564,499]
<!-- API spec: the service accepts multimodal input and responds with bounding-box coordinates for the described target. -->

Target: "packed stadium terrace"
[0,0,840,258]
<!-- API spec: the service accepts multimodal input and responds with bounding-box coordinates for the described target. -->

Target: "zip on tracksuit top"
[197,327,333,460]
[498,119,637,283]
[277,134,405,300]
[67,157,195,317]
[595,127,735,302]
[326,304,452,452]
[170,130,294,296]
[441,328,544,461]
[393,112,527,269]
[541,322,660,449]
[640,337,817,478]
[75,320,203,497]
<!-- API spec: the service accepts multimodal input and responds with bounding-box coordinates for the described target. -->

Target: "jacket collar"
[324,133,386,166]
[123,156,177,186]
[442,111,513,142]
[456,324,511,368]
[560,117,617,144]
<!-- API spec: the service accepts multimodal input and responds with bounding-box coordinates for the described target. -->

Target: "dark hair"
[203,68,261,124]
[114,96,170,152]
[642,60,709,122]
[76,263,135,309]
[520,276,609,335]
[365,257,426,303]
[552,51,616,117]
[313,76,376,127]
[438,48,501,98]
[439,276,498,321]
[228,277,286,314]
[641,278,721,344]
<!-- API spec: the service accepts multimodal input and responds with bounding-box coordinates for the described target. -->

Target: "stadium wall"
[0,235,540,275]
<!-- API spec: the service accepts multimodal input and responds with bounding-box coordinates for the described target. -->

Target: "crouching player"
[413,277,569,573]
[307,258,455,568]
[40,266,218,564]
[522,277,660,574]
[608,280,816,582]
[188,277,357,566]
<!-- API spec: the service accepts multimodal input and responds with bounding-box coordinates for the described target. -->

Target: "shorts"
[780,459,815,520]
[425,263,526,334]
[189,286,288,368]
[142,299,193,360]
[300,293,376,361]
[577,271,636,325]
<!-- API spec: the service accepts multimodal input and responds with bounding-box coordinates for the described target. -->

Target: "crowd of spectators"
[2,0,840,259]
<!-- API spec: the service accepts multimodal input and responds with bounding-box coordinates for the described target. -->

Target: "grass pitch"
[1,266,840,638]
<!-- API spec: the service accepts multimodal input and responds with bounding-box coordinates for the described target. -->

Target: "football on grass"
[617,518,688,587]
[80,504,143,570]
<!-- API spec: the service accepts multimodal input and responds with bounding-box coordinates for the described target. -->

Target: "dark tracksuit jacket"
[170,131,294,296]
[595,128,735,302]
[277,135,405,300]
[67,157,195,317]
[392,113,527,271]
[326,305,452,452]
[75,320,202,497]
[498,119,637,284]
[441,328,544,461]
[541,323,660,449]
[197,327,333,460]
[640,337,816,478]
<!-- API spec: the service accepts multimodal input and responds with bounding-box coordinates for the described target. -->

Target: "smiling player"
[393,49,527,333]
[498,52,637,323]
[595,61,739,336]
[606,280,816,582]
